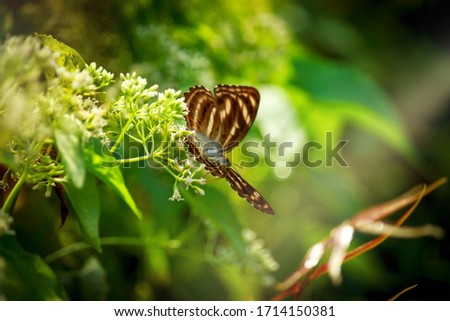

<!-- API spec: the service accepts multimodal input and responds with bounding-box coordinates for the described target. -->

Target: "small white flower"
[195,186,205,196]
[184,176,193,187]
[169,189,184,201]
[137,76,147,89]
[72,69,93,90]
[121,78,132,93]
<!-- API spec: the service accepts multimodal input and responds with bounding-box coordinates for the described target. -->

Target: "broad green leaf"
[0,236,67,300]
[292,56,415,158]
[131,168,190,283]
[35,33,86,71]
[54,114,86,189]
[62,173,101,251]
[293,57,396,119]
[182,184,246,257]
[84,138,143,219]
[329,100,413,157]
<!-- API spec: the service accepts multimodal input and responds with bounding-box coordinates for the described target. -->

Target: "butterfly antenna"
[231,161,243,169]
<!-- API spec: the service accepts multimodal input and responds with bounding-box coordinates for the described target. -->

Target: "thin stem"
[117,148,180,179]
[2,158,31,214]
[154,156,180,180]
[118,153,153,164]
[44,236,167,263]
[109,111,135,154]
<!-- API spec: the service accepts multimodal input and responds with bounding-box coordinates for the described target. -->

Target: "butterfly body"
[190,132,230,169]
[184,85,274,215]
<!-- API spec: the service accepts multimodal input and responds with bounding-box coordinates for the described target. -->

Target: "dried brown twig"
[274,177,447,300]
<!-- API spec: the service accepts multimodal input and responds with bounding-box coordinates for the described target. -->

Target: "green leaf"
[0,236,67,300]
[182,184,246,257]
[84,138,143,219]
[328,100,413,157]
[292,56,416,158]
[131,168,190,284]
[35,33,86,71]
[293,57,395,118]
[54,114,86,189]
[62,174,101,251]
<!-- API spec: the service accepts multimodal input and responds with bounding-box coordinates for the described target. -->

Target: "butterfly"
[183,84,274,215]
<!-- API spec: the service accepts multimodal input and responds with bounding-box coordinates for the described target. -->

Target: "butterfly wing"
[184,85,260,153]
[184,86,222,141]
[224,167,274,214]
[214,85,260,153]
[184,86,225,174]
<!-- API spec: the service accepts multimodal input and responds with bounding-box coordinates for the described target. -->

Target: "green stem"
[2,158,31,214]
[154,156,180,180]
[119,153,153,164]
[109,112,135,154]
[44,236,167,263]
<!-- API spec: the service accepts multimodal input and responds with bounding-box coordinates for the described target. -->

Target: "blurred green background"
[1,0,449,300]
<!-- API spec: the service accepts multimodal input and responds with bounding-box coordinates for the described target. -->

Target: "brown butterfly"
[183,84,274,215]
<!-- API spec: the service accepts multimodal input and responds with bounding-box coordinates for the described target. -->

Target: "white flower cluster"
[110,73,206,200]
[0,35,207,209]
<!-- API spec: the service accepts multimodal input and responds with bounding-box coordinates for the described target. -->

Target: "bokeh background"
[1,0,449,300]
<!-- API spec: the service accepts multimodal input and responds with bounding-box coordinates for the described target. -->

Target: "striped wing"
[184,85,260,153]
[213,85,260,152]
[184,86,222,142]
[190,152,274,215]
[223,167,275,214]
